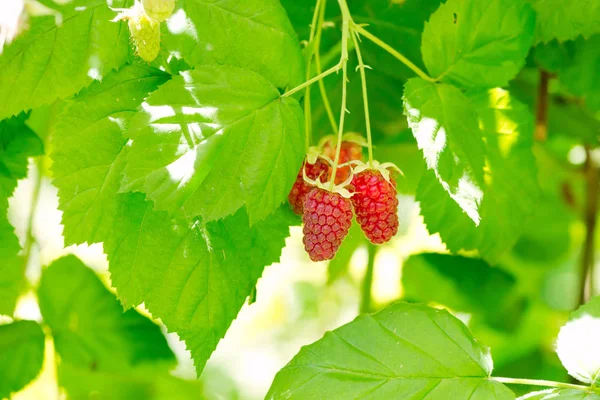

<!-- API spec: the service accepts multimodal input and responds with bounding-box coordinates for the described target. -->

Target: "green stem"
[350,27,374,167]
[492,377,598,393]
[283,62,343,98]
[328,7,350,190]
[360,243,376,314]
[354,25,434,82]
[22,158,43,270]
[302,0,325,149]
[314,0,339,136]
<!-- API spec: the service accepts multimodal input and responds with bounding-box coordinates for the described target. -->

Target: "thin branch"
[534,70,552,142]
[578,145,599,306]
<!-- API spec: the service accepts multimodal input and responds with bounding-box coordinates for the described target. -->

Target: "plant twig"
[492,377,598,393]
[360,243,376,314]
[534,70,552,142]
[578,145,599,305]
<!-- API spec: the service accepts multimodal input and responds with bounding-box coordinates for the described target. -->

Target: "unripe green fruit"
[128,13,160,62]
[142,0,175,22]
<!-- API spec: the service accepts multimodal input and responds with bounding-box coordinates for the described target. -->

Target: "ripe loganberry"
[322,138,364,184]
[302,188,353,262]
[142,0,175,22]
[288,159,330,215]
[351,168,399,244]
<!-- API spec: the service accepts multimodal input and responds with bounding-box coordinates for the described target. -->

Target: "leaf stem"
[534,70,552,142]
[283,62,343,98]
[22,158,43,270]
[492,377,599,393]
[350,27,374,167]
[353,25,434,83]
[360,243,376,314]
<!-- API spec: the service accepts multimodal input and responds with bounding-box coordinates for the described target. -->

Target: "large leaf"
[421,0,535,89]
[267,302,514,399]
[121,66,305,224]
[528,0,600,43]
[105,193,294,373]
[556,296,600,384]
[164,0,303,89]
[417,88,539,262]
[0,320,45,398]
[0,1,131,120]
[560,36,600,113]
[50,64,170,246]
[402,253,519,330]
[403,78,485,225]
[38,255,175,373]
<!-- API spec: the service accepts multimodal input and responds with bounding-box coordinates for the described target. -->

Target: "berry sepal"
[349,160,404,186]
[302,167,353,199]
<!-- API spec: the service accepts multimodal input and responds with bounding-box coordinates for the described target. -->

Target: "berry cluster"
[288,139,400,261]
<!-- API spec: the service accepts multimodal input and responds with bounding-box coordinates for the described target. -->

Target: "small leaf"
[163,0,304,89]
[51,64,170,246]
[267,301,514,399]
[121,66,305,224]
[421,0,535,88]
[527,0,600,44]
[417,88,539,262]
[38,255,175,373]
[105,194,294,373]
[0,1,132,120]
[0,320,45,398]
[404,78,485,225]
[556,296,600,384]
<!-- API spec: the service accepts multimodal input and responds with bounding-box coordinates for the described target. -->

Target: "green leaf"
[556,296,600,384]
[38,255,175,372]
[0,320,45,398]
[402,253,519,330]
[403,78,485,225]
[58,363,205,400]
[121,66,305,224]
[0,1,132,120]
[528,0,600,44]
[560,36,600,113]
[421,0,535,88]
[267,301,514,399]
[417,88,539,262]
[163,0,304,89]
[327,221,366,284]
[50,64,170,246]
[0,115,44,212]
[0,216,24,316]
[105,193,294,373]
[519,389,600,400]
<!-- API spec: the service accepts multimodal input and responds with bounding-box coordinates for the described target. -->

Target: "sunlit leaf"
[268,302,514,399]
[0,1,132,120]
[404,78,485,225]
[422,0,535,88]
[51,64,170,246]
[105,194,294,373]
[0,320,45,398]
[121,66,305,224]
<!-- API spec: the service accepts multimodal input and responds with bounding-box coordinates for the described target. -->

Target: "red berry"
[351,169,399,244]
[302,188,353,261]
[323,141,363,183]
[288,159,330,215]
